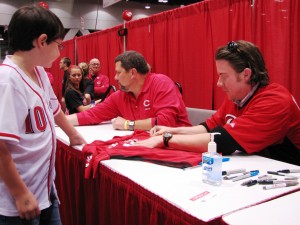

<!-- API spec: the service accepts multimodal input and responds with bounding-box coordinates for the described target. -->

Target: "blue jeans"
[0,187,61,225]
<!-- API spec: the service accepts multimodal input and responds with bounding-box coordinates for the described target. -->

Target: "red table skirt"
[55,140,220,225]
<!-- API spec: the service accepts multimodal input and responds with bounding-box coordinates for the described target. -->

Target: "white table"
[55,123,300,224]
[222,191,300,225]
[55,121,132,150]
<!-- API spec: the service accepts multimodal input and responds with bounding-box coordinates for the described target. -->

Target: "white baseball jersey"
[0,56,61,216]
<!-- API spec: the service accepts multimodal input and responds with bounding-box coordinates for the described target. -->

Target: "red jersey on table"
[83,130,202,179]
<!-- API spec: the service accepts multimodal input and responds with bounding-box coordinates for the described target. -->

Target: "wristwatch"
[163,132,173,147]
[128,120,135,131]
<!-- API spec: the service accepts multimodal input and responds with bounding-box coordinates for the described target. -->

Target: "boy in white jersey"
[0,5,86,225]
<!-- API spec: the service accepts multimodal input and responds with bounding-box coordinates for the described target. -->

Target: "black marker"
[263,181,299,190]
[277,169,300,173]
[241,179,257,186]
[258,180,297,185]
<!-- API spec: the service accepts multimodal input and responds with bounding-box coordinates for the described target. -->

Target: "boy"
[0,5,86,225]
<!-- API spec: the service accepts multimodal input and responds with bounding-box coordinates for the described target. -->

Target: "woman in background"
[64,65,100,114]
[79,61,94,104]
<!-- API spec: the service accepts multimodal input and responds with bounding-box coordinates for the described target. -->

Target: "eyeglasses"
[54,40,65,51]
[91,63,100,67]
[227,41,251,69]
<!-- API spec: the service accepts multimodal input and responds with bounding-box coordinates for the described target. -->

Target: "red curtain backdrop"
[49,0,299,109]
[76,27,123,88]
[253,0,300,104]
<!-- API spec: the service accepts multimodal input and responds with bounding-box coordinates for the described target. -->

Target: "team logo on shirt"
[143,100,150,110]
[225,114,236,128]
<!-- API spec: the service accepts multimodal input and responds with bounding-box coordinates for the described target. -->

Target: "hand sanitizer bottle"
[202,132,222,186]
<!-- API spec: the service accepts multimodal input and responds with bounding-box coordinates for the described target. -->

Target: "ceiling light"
[145,4,150,9]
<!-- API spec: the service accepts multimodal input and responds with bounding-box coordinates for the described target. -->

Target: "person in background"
[135,40,300,166]
[79,61,94,104]
[0,5,86,225]
[67,51,191,131]
[88,58,109,100]
[64,65,100,114]
[59,56,71,111]
[59,56,71,94]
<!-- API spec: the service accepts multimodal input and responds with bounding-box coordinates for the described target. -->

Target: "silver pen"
[263,181,299,190]
[232,171,259,182]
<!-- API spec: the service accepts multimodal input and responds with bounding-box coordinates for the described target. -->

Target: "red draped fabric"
[253,0,300,103]
[50,0,253,109]
[49,0,299,109]
[56,141,100,225]
[76,27,123,87]
[55,140,221,225]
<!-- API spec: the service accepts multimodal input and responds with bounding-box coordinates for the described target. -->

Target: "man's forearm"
[132,118,152,131]
[172,124,208,135]
[65,113,79,126]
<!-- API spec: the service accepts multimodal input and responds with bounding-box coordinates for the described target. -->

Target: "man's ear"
[243,68,252,81]
[36,34,48,48]
[130,68,137,79]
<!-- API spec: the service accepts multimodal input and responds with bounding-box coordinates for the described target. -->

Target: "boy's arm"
[0,140,40,220]
[54,110,86,146]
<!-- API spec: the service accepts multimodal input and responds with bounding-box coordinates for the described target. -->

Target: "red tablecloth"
[55,140,220,225]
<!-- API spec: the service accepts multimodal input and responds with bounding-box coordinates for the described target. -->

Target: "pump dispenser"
[202,132,222,186]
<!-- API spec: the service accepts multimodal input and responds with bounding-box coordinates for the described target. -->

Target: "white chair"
[186,107,216,126]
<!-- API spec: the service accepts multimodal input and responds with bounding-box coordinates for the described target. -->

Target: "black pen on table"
[277,169,300,173]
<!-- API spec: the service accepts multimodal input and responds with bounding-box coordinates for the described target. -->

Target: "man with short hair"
[59,57,71,95]
[59,57,71,112]
[88,58,109,100]
[67,51,191,131]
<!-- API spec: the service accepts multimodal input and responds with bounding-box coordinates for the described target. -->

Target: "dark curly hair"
[215,40,269,87]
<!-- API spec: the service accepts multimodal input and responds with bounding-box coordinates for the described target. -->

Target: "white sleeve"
[0,82,27,143]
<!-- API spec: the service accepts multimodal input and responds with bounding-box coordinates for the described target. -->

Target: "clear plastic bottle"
[202,132,222,186]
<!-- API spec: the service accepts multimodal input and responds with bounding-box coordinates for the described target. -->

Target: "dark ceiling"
[123,0,203,6]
